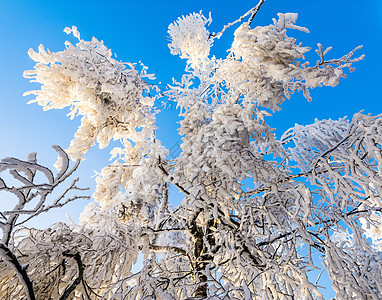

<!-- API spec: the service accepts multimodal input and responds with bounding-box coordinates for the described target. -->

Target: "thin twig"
[248,0,266,25]
[210,0,266,39]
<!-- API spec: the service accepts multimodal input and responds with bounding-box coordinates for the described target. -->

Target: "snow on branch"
[0,147,90,299]
[0,146,89,243]
[23,29,158,162]
[215,13,364,111]
[210,0,266,39]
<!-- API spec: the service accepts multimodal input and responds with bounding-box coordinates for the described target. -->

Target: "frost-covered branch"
[248,0,266,25]
[0,242,35,300]
[0,148,90,299]
[150,244,187,256]
[0,146,90,245]
[59,251,84,300]
[210,0,266,39]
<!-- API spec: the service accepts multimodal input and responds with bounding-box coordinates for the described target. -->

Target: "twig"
[210,0,266,39]
[248,0,266,25]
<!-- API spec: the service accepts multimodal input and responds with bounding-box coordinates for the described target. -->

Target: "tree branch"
[157,157,190,196]
[248,0,266,25]
[150,244,187,256]
[0,242,35,300]
[210,0,266,39]
[59,251,85,300]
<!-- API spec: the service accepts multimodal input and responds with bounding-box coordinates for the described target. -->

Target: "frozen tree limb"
[0,242,35,300]
[59,251,84,300]
[210,0,266,39]
[0,147,89,299]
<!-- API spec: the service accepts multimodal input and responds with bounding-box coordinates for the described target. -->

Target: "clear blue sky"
[0,1,380,297]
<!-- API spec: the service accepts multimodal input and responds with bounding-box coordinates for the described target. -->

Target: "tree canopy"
[0,1,381,299]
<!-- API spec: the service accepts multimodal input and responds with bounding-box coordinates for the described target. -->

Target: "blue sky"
[0,1,380,297]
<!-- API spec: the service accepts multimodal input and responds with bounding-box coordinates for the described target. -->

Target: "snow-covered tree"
[1,1,381,299]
